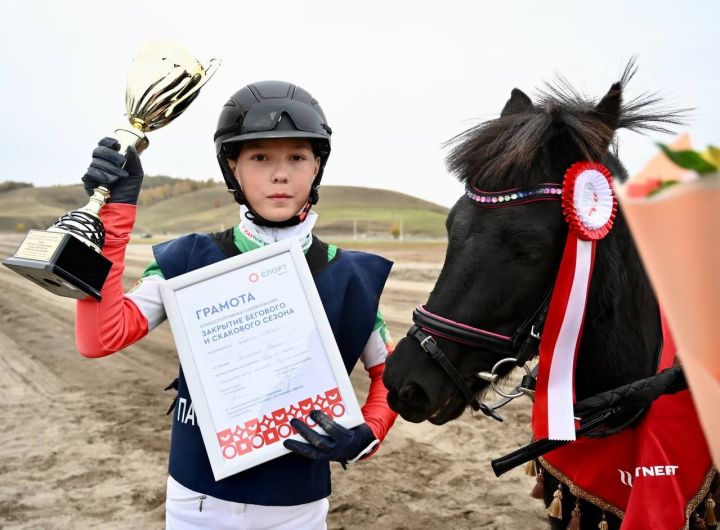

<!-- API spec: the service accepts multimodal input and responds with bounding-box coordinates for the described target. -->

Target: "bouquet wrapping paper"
[617,174,720,466]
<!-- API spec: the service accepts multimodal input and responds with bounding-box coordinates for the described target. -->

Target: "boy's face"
[228,138,321,222]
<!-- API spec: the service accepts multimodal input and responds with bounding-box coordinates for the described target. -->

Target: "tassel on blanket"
[694,513,708,529]
[530,469,544,499]
[546,483,563,519]
[706,495,718,527]
[566,500,581,530]
[525,459,537,477]
[598,512,609,530]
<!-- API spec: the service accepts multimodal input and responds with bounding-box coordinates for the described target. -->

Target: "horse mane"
[445,60,687,190]
[444,61,687,390]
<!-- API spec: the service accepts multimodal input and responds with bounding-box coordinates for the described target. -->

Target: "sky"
[1,0,717,208]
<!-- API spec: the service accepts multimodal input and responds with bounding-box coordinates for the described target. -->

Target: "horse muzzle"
[384,336,469,424]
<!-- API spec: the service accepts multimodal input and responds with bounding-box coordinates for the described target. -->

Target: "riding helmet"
[213,81,332,226]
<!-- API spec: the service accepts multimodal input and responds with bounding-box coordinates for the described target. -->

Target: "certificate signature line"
[207,344,233,354]
[234,325,305,348]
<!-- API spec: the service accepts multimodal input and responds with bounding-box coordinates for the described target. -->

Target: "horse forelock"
[445,59,687,191]
[445,101,617,191]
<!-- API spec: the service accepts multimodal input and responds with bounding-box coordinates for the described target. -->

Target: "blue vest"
[153,233,392,505]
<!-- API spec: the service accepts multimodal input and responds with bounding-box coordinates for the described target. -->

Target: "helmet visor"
[241,99,328,136]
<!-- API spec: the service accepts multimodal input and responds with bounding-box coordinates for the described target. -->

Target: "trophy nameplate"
[5,229,113,300]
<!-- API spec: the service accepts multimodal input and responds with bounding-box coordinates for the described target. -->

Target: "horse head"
[383,64,679,426]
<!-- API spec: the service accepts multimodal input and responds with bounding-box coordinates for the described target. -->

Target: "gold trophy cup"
[3,41,219,300]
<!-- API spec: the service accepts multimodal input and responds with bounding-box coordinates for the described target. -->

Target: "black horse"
[382,65,689,529]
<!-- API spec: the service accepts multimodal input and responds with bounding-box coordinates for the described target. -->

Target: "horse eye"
[513,249,543,262]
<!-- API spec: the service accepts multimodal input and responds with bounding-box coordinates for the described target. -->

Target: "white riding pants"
[165,476,329,530]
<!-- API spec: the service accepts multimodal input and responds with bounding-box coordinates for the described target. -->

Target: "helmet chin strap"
[233,174,320,227]
[241,188,316,228]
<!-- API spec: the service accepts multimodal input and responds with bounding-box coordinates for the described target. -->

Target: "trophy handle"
[71,123,144,230]
[115,124,149,155]
[46,122,141,251]
[77,187,111,218]
[48,186,111,252]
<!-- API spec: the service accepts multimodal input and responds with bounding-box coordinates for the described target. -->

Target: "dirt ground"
[0,234,547,529]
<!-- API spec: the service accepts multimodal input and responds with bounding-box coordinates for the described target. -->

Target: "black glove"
[81,137,144,204]
[283,410,377,466]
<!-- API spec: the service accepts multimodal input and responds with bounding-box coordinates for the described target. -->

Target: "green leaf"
[703,145,720,167]
[647,179,679,197]
[657,143,717,174]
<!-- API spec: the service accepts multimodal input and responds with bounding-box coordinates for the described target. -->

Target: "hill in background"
[0,177,448,239]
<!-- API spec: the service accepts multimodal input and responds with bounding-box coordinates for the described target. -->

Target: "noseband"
[409,183,563,418]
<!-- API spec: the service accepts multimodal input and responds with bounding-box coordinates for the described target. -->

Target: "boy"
[76,81,397,529]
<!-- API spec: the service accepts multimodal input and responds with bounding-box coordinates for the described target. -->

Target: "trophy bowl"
[3,40,220,300]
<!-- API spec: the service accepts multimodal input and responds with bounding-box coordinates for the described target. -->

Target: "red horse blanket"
[539,318,714,529]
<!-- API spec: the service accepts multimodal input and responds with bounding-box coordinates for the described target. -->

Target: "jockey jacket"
[75,203,398,506]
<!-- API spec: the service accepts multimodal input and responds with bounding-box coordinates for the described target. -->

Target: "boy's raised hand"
[284,410,377,467]
[82,137,144,204]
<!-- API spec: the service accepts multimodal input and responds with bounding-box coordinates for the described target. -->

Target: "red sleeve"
[361,362,398,455]
[75,203,149,358]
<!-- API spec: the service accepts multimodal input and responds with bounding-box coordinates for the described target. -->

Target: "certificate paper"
[160,239,363,480]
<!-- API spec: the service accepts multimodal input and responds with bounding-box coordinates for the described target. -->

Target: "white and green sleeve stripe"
[360,312,394,370]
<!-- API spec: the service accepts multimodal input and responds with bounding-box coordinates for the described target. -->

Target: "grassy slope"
[0,185,88,230]
[0,180,449,237]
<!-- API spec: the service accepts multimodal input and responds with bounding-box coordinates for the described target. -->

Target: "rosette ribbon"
[532,162,617,441]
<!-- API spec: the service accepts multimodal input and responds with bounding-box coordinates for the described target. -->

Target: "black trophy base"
[3,229,112,301]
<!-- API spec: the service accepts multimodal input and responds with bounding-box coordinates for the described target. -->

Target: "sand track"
[0,234,545,529]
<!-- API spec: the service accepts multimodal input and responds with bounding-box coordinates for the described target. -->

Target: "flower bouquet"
[616,135,720,466]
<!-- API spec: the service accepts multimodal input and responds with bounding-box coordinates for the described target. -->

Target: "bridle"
[409,292,550,418]
[408,183,564,420]
[408,179,686,474]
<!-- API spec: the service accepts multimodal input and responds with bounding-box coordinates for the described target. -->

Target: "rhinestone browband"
[465,183,563,207]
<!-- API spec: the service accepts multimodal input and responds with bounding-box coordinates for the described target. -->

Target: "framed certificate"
[159,239,364,480]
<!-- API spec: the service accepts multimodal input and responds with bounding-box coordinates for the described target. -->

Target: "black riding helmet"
[214,81,332,227]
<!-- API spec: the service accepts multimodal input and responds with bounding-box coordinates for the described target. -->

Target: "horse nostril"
[398,383,429,408]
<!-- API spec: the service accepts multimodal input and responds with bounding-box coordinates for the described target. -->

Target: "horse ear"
[595,82,622,131]
[500,88,533,117]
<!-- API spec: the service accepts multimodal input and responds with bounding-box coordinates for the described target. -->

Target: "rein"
[490,364,687,476]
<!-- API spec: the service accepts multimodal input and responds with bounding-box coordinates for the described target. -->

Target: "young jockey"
[76,80,398,529]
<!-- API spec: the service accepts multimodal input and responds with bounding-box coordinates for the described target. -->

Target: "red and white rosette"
[532,162,617,441]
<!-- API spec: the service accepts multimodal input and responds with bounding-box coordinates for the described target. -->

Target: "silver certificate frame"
[159,239,363,480]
